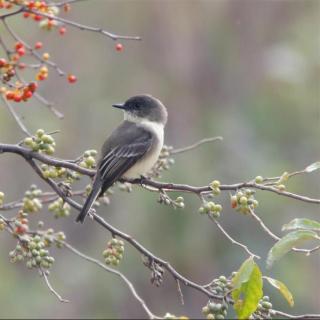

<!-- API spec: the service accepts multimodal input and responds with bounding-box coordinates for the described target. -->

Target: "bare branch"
[63,242,159,319]
[1,96,32,136]
[249,208,320,255]
[21,7,141,41]
[208,215,261,259]
[171,136,223,154]
[40,268,69,303]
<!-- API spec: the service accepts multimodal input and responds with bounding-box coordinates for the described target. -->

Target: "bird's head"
[113,94,167,125]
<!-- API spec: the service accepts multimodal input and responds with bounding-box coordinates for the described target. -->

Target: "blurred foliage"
[0,0,319,318]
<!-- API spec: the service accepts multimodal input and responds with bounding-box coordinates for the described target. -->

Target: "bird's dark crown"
[113,94,167,124]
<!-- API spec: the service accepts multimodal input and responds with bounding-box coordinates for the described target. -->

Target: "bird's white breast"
[122,120,164,179]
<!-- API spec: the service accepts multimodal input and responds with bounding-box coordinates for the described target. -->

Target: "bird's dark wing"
[98,127,153,195]
[75,122,154,223]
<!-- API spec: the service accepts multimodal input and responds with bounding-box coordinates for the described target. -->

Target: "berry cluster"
[198,201,222,218]
[48,197,71,218]
[230,189,259,214]
[202,301,228,320]
[102,238,125,266]
[24,129,56,154]
[41,164,66,179]
[79,149,97,169]
[252,296,274,319]
[158,193,185,209]
[150,145,175,177]
[0,191,4,206]
[210,275,233,296]
[210,180,221,196]
[22,184,43,213]
[9,234,55,270]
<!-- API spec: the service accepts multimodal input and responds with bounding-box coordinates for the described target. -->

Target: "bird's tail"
[76,178,102,223]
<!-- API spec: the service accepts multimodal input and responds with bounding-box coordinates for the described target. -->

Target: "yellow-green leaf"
[282,218,320,232]
[264,276,294,307]
[267,230,319,269]
[232,257,263,319]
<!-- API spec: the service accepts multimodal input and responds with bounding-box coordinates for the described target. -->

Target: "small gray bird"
[76,94,168,223]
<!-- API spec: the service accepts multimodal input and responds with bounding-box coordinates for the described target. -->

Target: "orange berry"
[68,74,77,83]
[42,52,50,60]
[6,91,15,100]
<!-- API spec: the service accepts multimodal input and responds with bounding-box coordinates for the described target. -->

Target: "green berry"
[85,156,96,167]
[207,313,215,319]
[262,301,272,309]
[41,134,54,144]
[211,180,221,188]
[202,306,210,315]
[24,137,34,146]
[239,196,248,205]
[198,206,205,214]
[36,129,45,137]
[255,176,263,183]
[214,204,222,212]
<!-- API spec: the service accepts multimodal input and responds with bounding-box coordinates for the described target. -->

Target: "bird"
[76,94,168,223]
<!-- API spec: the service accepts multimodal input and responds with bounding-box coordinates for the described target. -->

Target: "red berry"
[23,12,30,18]
[15,42,24,50]
[59,26,66,35]
[34,15,42,21]
[28,1,35,9]
[23,90,33,99]
[6,92,15,100]
[15,225,28,234]
[18,63,26,70]
[34,41,43,50]
[17,47,26,56]
[14,95,22,102]
[0,58,7,67]
[28,82,38,92]
[68,74,77,83]
[115,43,123,52]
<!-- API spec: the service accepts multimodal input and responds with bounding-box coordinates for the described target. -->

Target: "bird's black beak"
[112,103,126,110]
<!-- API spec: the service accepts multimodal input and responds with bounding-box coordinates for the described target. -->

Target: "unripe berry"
[211,180,221,188]
[255,176,263,183]
[239,196,248,205]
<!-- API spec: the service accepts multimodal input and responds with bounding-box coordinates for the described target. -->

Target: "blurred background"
[0,0,319,318]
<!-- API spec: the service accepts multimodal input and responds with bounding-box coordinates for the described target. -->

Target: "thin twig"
[249,208,320,255]
[208,215,260,259]
[22,7,141,41]
[40,268,69,303]
[171,136,223,154]
[63,242,159,319]
[1,96,32,136]
[176,279,184,305]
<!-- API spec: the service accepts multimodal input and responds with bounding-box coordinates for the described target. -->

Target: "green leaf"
[232,257,263,319]
[264,276,294,307]
[304,161,320,173]
[267,230,320,269]
[282,218,320,232]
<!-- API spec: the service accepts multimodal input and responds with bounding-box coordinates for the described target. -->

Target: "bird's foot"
[88,208,96,220]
